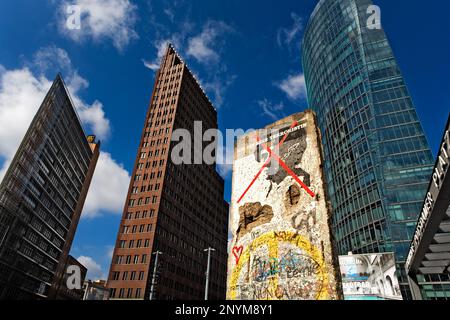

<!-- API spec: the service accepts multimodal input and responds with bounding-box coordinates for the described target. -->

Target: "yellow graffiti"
[228,231,330,300]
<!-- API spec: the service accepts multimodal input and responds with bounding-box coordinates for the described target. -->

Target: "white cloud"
[187,20,233,64]
[59,0,138,51]
[106,245,115,260]
[0,159,11,182]
[143,39,173,71]
[217,141,234,179]
[258,99,285,121]
[83,152,130,218]
[70,93,111,140]
[0,68,52,159]
[163,8,175,22]
[277,12,304,48]
[77,256,105,280]
[33,46,72,73]
[276,73,307,100]
[203,75,237,108]
[0,47,130,219]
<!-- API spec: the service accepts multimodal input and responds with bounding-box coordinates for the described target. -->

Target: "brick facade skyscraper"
[107,45,229,300]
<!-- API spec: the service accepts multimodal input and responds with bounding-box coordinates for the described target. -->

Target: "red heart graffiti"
[232,246,244,265]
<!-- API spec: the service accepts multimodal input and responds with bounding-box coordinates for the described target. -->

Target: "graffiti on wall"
[228,231,331,300]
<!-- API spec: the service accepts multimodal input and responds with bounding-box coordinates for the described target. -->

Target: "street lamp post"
[204,247,216,300]
[149,251,163,300]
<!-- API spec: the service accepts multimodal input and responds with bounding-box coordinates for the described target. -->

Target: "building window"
[134,255,139,264]
[130,271,136,281]
[112,272,120,281]
[122,272,128,281]
[135,288,142,299]
[119,288,125,298]
[139,272,145,281]
[141,255,147,264]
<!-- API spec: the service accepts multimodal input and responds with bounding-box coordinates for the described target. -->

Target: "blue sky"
[0,0,449,280]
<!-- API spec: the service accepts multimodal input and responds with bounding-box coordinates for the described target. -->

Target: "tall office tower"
[302,0,435,298]
[227,111,343,300]
[107,45,229,300]
[0,74,100,299]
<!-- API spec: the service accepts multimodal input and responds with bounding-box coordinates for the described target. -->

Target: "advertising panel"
[339,253,402,300]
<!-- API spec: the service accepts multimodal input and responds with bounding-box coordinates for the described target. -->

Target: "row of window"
[128,196,158,207]
[110,287,142,299]
[121,224,153,235]
[111,271,146,281]
[118,234,153,249]
[124,209,156,220]
[115,254,148,265]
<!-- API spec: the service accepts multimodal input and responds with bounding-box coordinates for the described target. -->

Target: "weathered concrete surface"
[237,202,274,240]
[227,110,343,300]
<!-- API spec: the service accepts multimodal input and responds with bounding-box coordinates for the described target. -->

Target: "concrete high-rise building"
[227,111,343,300]
[106,45,229,300]
[302,0,435,298]
[0,74,100,299]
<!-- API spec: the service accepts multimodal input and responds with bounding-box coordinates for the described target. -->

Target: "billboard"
[339,253,403,300]
[227,111,342,300]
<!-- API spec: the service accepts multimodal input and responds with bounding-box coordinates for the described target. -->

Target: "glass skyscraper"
[302,0,435,298]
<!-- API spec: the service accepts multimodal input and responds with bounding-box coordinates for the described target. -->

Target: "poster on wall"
[227,110,343,300]
[339,253,403,300]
